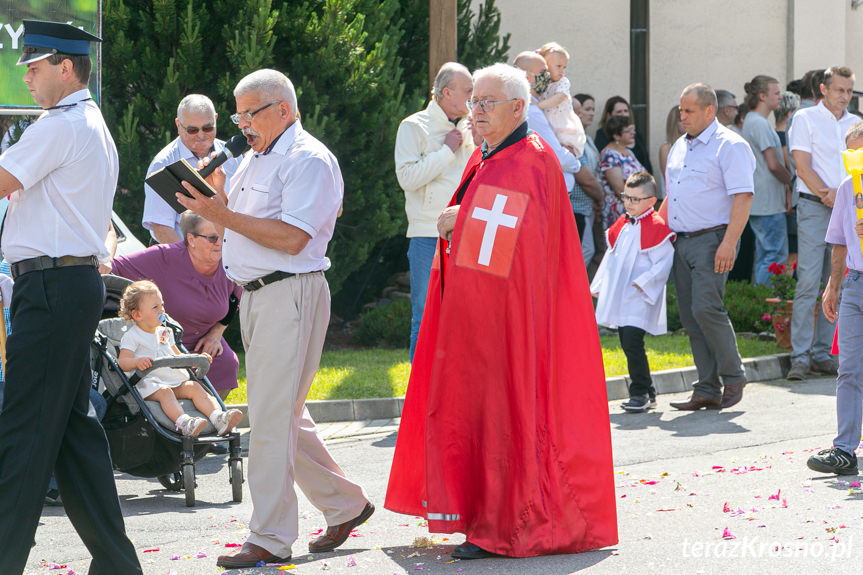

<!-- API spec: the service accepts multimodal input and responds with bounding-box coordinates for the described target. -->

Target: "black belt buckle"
[242,270,296,292]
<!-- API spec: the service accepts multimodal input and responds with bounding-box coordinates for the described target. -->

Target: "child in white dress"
[590,172,675,413]
[537,42,586,156]
[117,280,242,437]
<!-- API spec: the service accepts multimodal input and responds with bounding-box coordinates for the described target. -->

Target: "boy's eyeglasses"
[179,123,215,135]
[621,194,652,203]
[192,233,221,244]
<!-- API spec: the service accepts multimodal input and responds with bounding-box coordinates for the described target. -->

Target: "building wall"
[651,0,787,183]
[791,1,846,78]
[477,0,630,141]
[845,1,863,79]
[481,0,863,188]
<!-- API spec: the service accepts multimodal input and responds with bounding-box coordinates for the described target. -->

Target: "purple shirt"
[112,242,242,391]
[826,175,863,272]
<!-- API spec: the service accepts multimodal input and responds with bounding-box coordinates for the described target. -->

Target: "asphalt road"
[26,376,863,574]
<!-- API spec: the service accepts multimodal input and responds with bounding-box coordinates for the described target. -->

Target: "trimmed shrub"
[352,299,411,348]
[725,280,773,333]
[668,280,773,335]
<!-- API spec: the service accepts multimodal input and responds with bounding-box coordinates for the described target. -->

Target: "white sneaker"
[213,409,243,436]
[178,416,208,437]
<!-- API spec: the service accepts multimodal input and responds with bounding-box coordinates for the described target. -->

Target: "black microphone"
[197,135,249,179]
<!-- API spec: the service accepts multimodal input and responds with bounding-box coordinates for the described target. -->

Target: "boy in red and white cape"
[591,171,675,412]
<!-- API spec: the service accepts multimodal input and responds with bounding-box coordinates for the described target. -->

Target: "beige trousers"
[241,273,368,557]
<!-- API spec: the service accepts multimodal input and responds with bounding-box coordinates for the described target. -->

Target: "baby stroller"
[92,274,243,506]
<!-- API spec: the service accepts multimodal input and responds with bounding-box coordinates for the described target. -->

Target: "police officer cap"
[17,20,102,66]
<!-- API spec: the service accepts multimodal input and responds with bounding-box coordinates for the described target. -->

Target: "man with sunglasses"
[143,94,242,244]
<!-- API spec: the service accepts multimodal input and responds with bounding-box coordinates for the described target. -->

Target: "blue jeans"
[749,213,789,285]
[835,272,863,454]
[408,237,438,361]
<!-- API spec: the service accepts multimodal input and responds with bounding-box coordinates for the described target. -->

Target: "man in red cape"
[385,63,617,559]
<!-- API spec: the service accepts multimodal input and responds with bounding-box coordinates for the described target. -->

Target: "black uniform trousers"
[0,266,141,574]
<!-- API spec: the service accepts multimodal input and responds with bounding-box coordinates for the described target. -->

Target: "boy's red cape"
[384,129,618,557]
[606,209,675,251]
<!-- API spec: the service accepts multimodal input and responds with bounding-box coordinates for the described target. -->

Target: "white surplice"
[590,210,674,335]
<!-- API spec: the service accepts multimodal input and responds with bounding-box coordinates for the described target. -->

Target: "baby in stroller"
[116,280,242,437]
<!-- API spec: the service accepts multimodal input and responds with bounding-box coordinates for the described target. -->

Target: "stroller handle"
[136,354,211,381]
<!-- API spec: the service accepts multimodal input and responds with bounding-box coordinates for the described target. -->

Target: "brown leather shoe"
[309,502,375,553]
[669,394,720,411]
[216,542,291,568]
[720,382,745,409]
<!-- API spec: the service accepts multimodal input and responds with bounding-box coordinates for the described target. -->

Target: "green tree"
[100,0,510,309]
[101,0,279,240]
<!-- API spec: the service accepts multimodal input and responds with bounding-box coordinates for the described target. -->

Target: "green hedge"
[667,280,773,334]
[352,299,411,348]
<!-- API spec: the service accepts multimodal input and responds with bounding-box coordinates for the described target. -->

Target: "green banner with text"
[1,1,100,109]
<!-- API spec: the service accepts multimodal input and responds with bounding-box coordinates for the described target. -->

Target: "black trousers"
[574,212,586,240]
[0,266,141,574]
[619,325,655,399]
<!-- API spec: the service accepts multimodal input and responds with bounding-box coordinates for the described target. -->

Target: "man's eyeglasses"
[230,101,282,125]
[180,123,215,135]
[466,98,518,112]
[191,233,221,244]
[620,194,652,203]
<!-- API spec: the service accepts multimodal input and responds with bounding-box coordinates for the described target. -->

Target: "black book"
[145,158,217,214]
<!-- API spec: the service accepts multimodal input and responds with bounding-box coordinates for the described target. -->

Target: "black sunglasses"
[180,123,215,135]
[192,233,221,244]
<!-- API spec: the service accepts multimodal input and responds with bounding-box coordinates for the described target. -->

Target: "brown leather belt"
[675,224,727,239]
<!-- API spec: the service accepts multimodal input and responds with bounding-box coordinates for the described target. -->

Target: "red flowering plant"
[761,261,798,343]
[767,262,796,301]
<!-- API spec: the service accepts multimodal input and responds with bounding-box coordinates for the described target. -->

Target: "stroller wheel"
[157,473,183,492]
[230,458,244,502]
[183,464,196,507]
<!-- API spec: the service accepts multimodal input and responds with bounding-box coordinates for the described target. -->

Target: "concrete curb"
[228,353,792,424]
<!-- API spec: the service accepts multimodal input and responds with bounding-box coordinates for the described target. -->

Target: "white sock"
[209,410,224,427]
[176,413,191,428]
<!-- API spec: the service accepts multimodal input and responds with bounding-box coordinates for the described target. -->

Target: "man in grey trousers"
[787,66,857,381]
[660,83,755,410]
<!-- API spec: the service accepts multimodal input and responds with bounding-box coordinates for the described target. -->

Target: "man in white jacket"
[395,62,477,360]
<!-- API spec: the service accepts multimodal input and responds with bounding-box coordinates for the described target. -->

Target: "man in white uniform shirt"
[786,66,857,381]
[177,69,372,569]
[0,20,142,574]
[660,83,756,411]
[143,94,241,243]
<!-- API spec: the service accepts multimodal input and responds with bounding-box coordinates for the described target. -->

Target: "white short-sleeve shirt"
[0,89,117,264]
[142,137,242,241]
[221,120,343,283]
[119,324,187,387]
[788,101,859,195]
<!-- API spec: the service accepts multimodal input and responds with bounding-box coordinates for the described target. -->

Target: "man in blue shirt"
[660,83,755,411]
